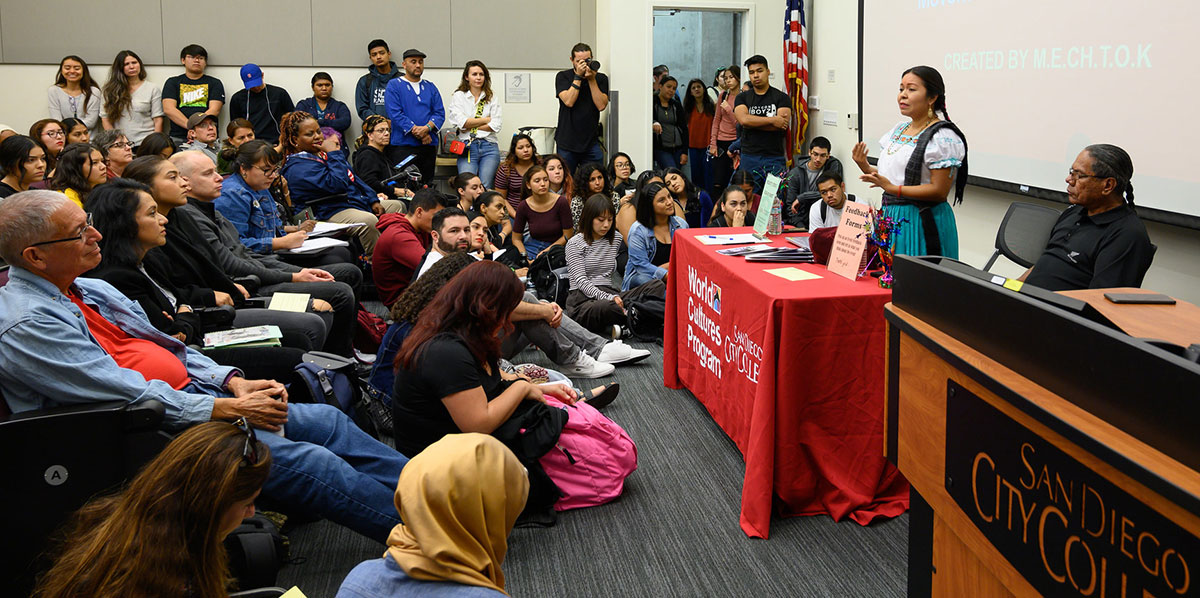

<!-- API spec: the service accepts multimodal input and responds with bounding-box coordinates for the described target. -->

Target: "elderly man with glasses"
[0,190,408,542]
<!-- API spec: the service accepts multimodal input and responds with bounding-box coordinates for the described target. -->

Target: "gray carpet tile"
[277,340,908,598]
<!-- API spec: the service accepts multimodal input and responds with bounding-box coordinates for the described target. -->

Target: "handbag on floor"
[540,397,638,511]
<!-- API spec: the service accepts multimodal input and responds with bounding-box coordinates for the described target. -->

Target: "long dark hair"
[456,60,494,104]
[55,55,98,107]
[0,135,42,182]
[574,162,611,198]
[29,119,64,175]
[902,65,969,205]
[520,164,548,201]
[635,182,668,229]
[122,155,169,188]
[102,50,146,124]
[87,178,154,269]
[50,143,103,200]
[503,133,539,167]
[543,153,573,199]
[390,251,477,324]
[662,167,700,217]
[33,422,271,598]
[395,260,524,370]
[580,193,617,244]
[683,78,715,116]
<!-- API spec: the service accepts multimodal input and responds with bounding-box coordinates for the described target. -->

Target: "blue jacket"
[623,216,688,291]
[0,268,238,428]
[356,62,403,120]
[296,97,352,135]
[281,149,376,221]
[214,172,286,254]
[384,78,445,147]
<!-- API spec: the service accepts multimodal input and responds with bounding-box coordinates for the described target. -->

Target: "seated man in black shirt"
[1023,144,1154,291]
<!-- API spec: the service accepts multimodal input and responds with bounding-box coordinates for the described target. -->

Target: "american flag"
[784,0,809,166]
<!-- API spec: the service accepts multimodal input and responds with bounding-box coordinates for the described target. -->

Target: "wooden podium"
[884,256,1200,597]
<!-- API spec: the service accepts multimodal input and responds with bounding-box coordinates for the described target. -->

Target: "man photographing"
[555,42,609,172]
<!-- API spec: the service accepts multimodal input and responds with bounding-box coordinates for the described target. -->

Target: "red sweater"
[373,213,431,307]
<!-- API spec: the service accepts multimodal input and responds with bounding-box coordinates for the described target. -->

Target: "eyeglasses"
[1067,169,1105,181]
[107,141,133,150]
[232,417,258,466]
[43,130,65,138]
[254,165,281,177]
[30,213,93,247]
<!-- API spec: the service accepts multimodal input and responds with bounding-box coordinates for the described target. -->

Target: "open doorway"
[652,8,745,195]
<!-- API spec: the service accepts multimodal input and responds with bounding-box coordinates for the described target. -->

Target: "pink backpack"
[540,398,638,511]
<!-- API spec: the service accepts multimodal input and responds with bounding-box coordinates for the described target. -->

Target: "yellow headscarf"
[386,433,529,595]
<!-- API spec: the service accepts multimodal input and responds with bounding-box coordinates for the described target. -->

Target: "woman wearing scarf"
[337,433,528,597]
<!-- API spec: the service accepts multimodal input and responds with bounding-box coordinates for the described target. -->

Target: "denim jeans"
[687,147,714,196]
[738,153,788,195]
[254,403,408,542]
[557,141,605,173]
[456,139,500,193]
[523,233,552,262]
[654,148,681,170]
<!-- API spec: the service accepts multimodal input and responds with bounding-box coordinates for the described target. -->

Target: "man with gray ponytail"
[1024,144,1154,291]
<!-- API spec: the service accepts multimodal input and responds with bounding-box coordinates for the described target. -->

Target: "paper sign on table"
[764,267,823,281]
[268,292,310,313]
[826,201,872,281]
[697,233,773,246]
[753,174,783,238]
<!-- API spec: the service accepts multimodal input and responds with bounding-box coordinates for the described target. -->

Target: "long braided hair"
[277,111,318,156]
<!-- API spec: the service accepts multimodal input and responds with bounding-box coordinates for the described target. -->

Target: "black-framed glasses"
[1067,169,1105,181]
[232,417,258,466]
[254,164,281,177]
[29,213,93,247]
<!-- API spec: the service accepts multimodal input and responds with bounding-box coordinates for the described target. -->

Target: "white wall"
[806,0,1200,304]
[0,63,563,146]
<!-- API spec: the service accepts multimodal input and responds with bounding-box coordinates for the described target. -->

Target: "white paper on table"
[309,221,366,237]
[284,237,350,254]
[696,233,774,246]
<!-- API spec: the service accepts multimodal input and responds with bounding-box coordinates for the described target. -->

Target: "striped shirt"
[565,231,623,301]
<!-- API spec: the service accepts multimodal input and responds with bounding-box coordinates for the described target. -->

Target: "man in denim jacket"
[0,190,408,542]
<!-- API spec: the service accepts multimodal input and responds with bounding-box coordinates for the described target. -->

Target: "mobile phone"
[1103,292,1176,305]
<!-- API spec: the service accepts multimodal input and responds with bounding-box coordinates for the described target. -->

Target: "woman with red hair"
[392,260,578,458]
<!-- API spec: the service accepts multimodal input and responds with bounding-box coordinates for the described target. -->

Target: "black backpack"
[527,245,568,301]
[224,514,288,589]
[626,295,666,343]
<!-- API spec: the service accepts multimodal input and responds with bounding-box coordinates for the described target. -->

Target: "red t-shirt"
[69,292,191,390]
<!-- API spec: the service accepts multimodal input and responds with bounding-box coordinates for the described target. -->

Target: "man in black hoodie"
[355,39,403,120]
[229,63,294,144]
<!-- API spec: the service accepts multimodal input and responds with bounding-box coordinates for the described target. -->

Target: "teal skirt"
[882,202,958,259]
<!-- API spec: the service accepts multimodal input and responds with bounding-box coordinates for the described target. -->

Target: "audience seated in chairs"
[33,422,272,598]
[624,182,687,291]
[566,194,666,337]
[337,434,527,598]
[48,142,107,208]
[83,179,305,381]
[278,111,404,256]
[123,155,333,353]
[352,115,414,201]
[0,135,47,198]
[0,190,409,542]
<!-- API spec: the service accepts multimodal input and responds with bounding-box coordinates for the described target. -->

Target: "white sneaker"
[563,351,615,378]
[597,341,651,365]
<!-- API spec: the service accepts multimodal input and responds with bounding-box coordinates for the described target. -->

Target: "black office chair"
[0,397,171,598]
[983,202,1062,271]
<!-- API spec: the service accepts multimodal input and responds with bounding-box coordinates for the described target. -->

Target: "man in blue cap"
[228,63,294,144]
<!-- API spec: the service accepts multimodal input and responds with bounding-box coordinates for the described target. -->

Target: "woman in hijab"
[337,433,528,597]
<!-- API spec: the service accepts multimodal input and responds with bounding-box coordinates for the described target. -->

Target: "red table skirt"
[663,228,909,538]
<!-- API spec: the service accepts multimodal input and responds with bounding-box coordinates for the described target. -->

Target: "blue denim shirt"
[214,172,285,254]
[0,268,238,428]
[623,216,687,291]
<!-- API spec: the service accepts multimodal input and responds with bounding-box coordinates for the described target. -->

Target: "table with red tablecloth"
[663,228,909,538]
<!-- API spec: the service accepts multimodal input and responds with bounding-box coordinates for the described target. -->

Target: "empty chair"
[983,201,1062,271]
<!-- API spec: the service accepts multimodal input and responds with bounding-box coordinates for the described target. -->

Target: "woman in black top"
[0,135,47,198]
[651,76,687,170]
[392,260,577,457]
[353,114,413,201]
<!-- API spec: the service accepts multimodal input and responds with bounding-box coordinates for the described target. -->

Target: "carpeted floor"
[276,338,908,598]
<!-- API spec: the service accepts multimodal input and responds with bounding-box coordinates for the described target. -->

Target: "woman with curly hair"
[99,50,163,146]
[32,421,272,598]
[277,111,404,255]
